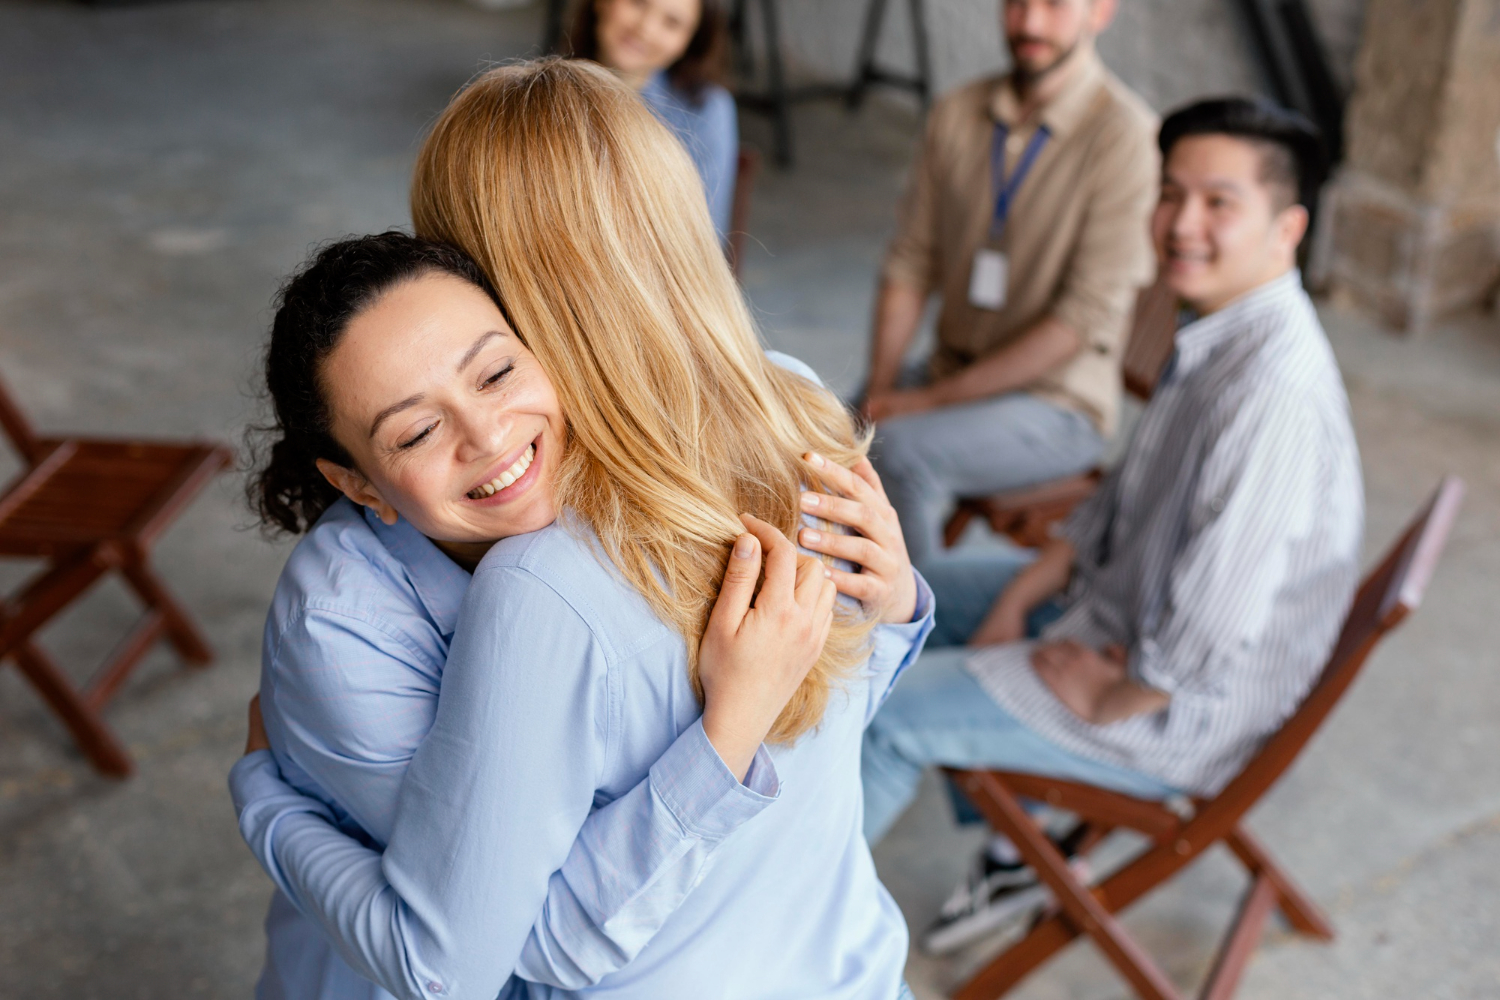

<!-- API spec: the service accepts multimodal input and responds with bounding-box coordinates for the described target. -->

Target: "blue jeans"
[870,383,1104,571]
[861,552,1175,844]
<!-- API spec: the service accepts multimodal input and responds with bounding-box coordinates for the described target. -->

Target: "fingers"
[802,453,874,502]
[706,532,762,638]
[740,513,798,607]
[849,457,889,500]
[799,490,877,536]
[801,526,887,572]
[828,565,882,604]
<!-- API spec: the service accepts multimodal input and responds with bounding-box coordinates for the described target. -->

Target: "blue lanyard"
[990,123,1050,240]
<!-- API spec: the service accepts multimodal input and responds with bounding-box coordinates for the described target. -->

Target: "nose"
[451,406,510,465]
[1016,0,1047,37]
[1168,194,1203,243]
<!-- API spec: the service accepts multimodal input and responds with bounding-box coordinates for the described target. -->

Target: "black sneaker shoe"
[920,831,1092,956]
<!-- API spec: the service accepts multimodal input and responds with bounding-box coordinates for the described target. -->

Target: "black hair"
[247,231,501,534]
[1158,97,1328,211]
[567,0,728,104]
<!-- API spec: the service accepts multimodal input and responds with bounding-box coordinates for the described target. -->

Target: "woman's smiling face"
[318,271,566,557]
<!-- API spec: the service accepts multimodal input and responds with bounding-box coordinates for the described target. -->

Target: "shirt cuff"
[867,569,936,688]
[649,719,779,842]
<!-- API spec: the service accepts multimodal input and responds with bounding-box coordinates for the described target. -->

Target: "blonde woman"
[231,60,931,999]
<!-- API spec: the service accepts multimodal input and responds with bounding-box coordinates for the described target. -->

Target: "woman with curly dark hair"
[238,230,841,1000]
[568,0,738,235]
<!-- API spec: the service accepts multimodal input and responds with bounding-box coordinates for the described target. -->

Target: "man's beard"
[1008,35,1079,87]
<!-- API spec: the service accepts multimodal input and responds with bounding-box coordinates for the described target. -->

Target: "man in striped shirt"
[861,98,1364,954]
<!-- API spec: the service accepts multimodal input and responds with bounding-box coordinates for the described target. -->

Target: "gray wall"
[771,0,1366,113]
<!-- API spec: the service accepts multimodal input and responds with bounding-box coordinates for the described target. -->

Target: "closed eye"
[397,424,436,450]
[481,363,515,390]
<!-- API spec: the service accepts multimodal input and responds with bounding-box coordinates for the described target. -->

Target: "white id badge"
[968,248,1008,310]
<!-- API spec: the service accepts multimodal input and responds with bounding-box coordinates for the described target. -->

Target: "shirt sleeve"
[262,607,443,844]
[862,569,936,722]
[230,565,777,1000]
[1048,111,1160,351]
[1131,391,1322,696]
[700,87,738,238]
[881,106,947,294]
[1058,468,1121,570]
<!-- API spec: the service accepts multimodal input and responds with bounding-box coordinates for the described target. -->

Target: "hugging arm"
[236,568,758,1000]
[231,522,831,999]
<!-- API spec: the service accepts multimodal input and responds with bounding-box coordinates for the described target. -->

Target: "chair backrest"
[1208,476,1464,814]
[1121,274,1180,400]
[726,147,761,279]
[0,371,43,465]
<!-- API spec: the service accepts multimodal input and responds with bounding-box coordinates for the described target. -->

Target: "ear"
[316,458,400,526]
[1088,0,1119,35]
[1275,203,1310,256]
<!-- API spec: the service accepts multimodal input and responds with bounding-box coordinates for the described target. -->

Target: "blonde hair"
[411,59,874,743]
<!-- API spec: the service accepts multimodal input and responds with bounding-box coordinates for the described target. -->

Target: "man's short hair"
[1158,97,1328,211]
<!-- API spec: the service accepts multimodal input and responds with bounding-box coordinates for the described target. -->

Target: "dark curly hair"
[247,232,502,534]
[566,0,727,104]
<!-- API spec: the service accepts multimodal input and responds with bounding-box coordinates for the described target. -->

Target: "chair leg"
[1224,824,1335,941]
[9,641,133,778]
[119,556,213,667]
[959,771,1184,1000]
[1197,874,1277,1000]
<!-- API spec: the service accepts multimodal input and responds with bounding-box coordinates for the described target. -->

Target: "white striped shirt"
[965,271,1364,795]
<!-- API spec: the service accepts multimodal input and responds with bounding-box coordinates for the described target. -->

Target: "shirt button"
[427,983,443,994]
[1209,496,1225,513]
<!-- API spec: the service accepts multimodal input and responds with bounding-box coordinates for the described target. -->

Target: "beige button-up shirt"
[882,48,1159,436]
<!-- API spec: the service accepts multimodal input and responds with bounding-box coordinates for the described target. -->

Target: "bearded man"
[864,0,1159,570]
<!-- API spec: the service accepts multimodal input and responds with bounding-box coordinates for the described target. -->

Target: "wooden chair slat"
[946,477,1462,1000]
[0,371,230,777]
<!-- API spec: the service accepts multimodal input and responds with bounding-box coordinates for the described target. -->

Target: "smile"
[466,442,535,500]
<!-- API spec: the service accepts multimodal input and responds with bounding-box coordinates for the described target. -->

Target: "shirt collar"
[989,43,1105,139]
[1173,269,1305,369]
[361,505,470,637]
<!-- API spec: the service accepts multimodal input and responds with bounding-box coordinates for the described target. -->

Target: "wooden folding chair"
[726,147,762,279]
[942,275,1179,549]
[943,475,1465,1000]
[0,374,232,778]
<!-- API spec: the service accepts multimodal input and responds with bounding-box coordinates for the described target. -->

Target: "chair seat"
[0,438,230,554]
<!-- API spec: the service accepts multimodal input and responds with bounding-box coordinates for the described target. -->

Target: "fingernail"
[733,535,756,558]
[824,567,833,578]
[806,452,826,468]
[803,529,821,543]
[801,492,819,508]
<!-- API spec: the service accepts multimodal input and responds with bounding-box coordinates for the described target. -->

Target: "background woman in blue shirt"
[233,60,931,999]
[568,0,738,236]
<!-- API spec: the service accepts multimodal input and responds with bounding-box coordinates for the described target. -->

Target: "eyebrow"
[456,330,504,374]
[369,393,425,439]
[366,330,508,439]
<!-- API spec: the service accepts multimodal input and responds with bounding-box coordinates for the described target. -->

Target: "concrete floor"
[1,1,1497,997]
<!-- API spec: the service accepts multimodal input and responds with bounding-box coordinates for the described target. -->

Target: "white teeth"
[469,443,535,500]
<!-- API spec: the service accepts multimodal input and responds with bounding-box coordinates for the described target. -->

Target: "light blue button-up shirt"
[641,71,737,236]
[232,499,782,1000]
[237,515,932,1000]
